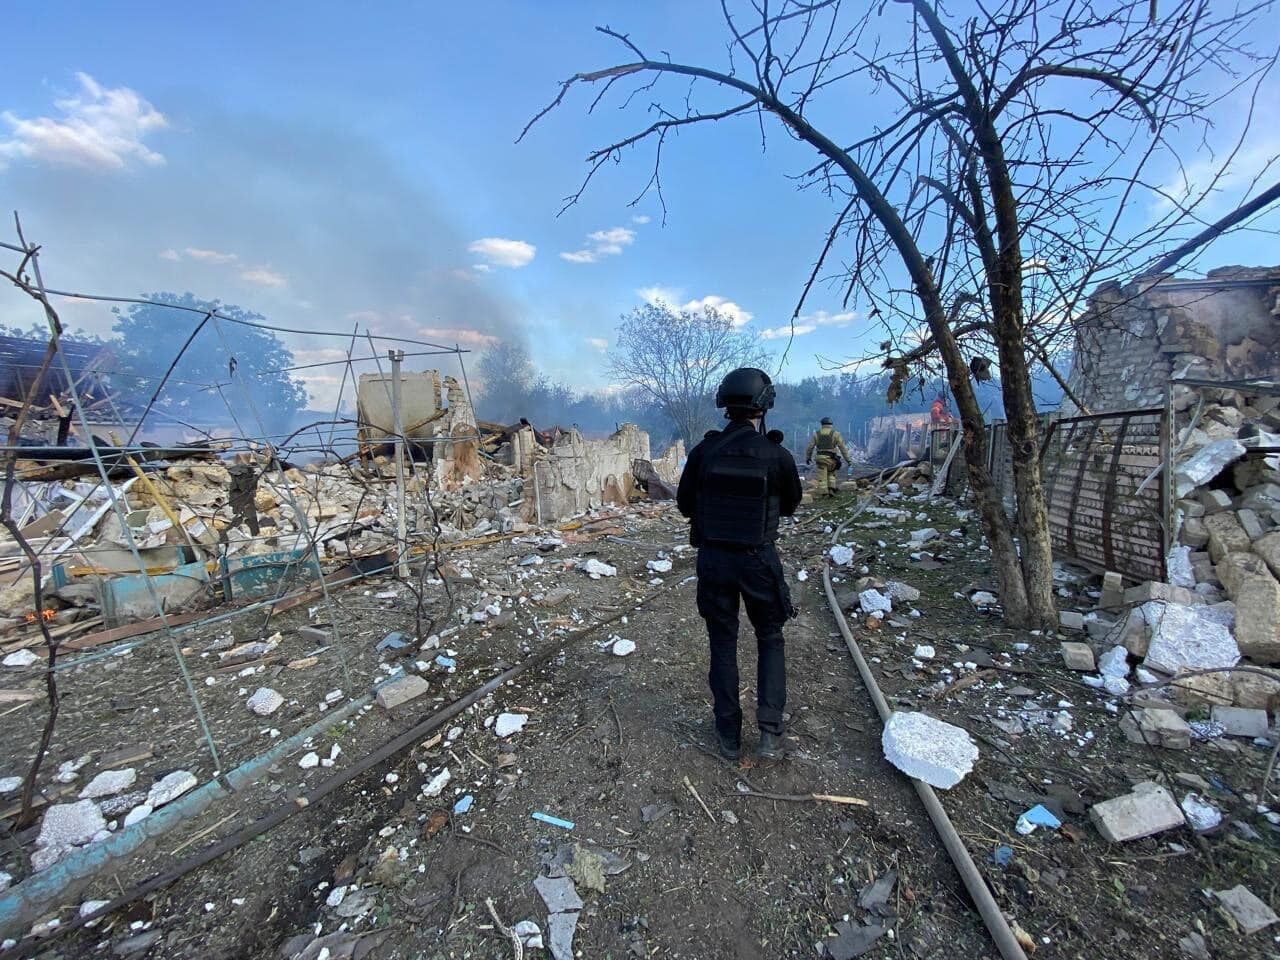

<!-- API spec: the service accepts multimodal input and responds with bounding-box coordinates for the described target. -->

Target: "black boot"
[758,730,783,759]
[717,731,741,761]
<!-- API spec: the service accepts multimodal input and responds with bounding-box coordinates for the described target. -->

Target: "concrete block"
[1180,516,1209,549]
[1171,671,1235,709]
[1213,885,1278,935]
[1254,530,1280,579]
[1101,571,1125,607]
[1114,608,1151,657]
[1119,707,1191,749]
[1216,553,1280,662]
[37,800,106,849]
[298,626,331,645]
[375,674,430,711]
[1238,482,1280,514]
[1197,488,1234,514]
[1141,601,1240,676]
[1231,665,1280,710]
[1123,582,1203,606]
[1060,641,1095,671]
[246,687,284,716]
[881,711,978,790]
[1210,705,1270,738]
[1237,508,1266,541]
[1204,512,1252,563]
[1177,498,1205,519]
[1059,610,1085,632]
[1089,782,1185,842]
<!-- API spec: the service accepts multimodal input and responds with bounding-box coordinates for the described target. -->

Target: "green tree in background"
[111,293,307,437]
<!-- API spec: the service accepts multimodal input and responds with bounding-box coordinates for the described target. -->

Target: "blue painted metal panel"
[221,547,321,599]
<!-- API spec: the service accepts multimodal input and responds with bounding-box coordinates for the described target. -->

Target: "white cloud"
[638,285,681,306]
[418,326,500,347]
[471,262,492,273]
[631,214,651,224]
[158,248,180,261]
[0,72,166,172]
[560,225,636,264]
[239,266,288,288]
[586,337,608,351]
[756,310,856,340]
[760,323,817,340]
[467,237,536,268]
[682,294,753,328]
[184,247,239,265]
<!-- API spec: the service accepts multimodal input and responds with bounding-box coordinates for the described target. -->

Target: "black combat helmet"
[820,416,833,425]
[715,367,776,411]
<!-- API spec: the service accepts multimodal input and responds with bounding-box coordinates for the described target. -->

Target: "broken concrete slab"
[1059,610,1085,631]
[494,712,528,737]
[1140,601,1240,676]
[1124,581,1203,606]
[79,768,137,800]
[1119,708,1191,750]
[1216,553,1280,662]
[1210,705,1270,738]
[1214,885,1279,935]
[1089,782,1185,842]
[1231,665,1280,710]
[881,711,978,790]
[533,874,583,914]
[246,687,284,716]
[1205,511,1252,563]
[1059,642,1095,671]
[375,674,429,711]
[1174,438,1245,499]
[37,800,106,849]
[146,770,197,808]
[858,589,892,617]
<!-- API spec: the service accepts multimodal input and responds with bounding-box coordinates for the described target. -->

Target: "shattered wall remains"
[527,424,651,524]
[1061,266,1280,416]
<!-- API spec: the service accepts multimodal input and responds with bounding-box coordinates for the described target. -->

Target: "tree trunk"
[991,306,1058,626]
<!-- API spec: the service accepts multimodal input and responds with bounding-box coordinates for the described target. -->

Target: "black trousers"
[695,542,793,741]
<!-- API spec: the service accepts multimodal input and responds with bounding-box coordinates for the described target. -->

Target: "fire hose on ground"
[822,507,1029,960]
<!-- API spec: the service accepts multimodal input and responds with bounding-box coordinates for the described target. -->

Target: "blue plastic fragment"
[435,655,457,669]
[376,632,408,651]
[453,794,474,814]
[990,845,1014,867]
[1016,804,1062,834]
[532,811,575,830]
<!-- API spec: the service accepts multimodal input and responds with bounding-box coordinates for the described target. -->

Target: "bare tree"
[522,0,1275,627]
[610,301,769,448]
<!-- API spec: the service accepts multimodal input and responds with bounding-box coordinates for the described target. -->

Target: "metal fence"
[929,408,1168,582]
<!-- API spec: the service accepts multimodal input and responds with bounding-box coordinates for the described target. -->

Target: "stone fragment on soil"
[246,687,284,716]
[494,712,528,737]
[884,580,920,602]
[969,591,998,609]
[534,873,583,913]
[824,921,886,960]
[829,545,854,566]
[1180,793,1222,832]
[547,910,579,960]
[881,711,978,789]
[1059,610,1085,631]
[1213,884,1278,934]
[298,752,319,770]
[611,638,635,656]
[38,800,106,849]
[1209,705,1269,738]
[1119,708,1191,749]
[146,770,197,808]
[422,767,451,797]
[1140,601,1239,675]
[858,589,892,617]
[1059,642,1095,671]
[3,649,39,668]
[375,674,429,711]
[80,768,137,799]
[1089,781,1185,842]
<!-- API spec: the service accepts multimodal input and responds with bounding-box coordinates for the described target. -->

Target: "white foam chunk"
[881,711,978,790]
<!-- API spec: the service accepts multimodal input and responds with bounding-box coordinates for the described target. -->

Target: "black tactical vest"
[696,429,780,548]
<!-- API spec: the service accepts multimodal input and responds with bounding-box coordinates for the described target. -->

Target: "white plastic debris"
[1180,793,1223,832]
[298,752,320,770]
[910,528,939,544]
[494,713,528,737]
[611,638,636,657]
[1098,646,1129,679]
[881,711,978,789]
[422,767,451,797]
[578,558,617,578]
[646,559,672,574]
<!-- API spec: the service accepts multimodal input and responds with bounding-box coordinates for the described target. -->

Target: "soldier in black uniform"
[677,368,803,760]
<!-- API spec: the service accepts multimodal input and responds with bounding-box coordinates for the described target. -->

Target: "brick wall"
[1063,266,1280,416]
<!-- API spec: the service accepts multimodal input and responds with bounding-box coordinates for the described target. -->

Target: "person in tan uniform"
[805,417,851,497]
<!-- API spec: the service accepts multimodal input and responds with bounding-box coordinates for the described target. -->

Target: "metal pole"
[389,349,409,578]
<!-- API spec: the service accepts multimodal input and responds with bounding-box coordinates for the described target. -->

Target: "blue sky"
[2,1,1277,408]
